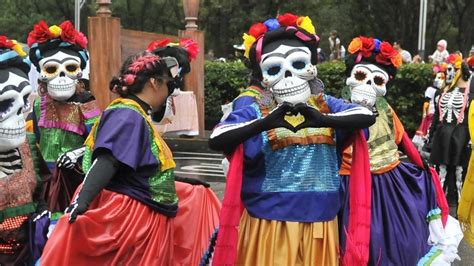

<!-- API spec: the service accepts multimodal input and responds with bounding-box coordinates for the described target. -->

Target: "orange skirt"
[173,181,221,265]
[40,189,174,265]
[237,211,339,266]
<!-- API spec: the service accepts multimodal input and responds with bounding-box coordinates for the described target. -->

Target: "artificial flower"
[348,37,362,54]
[49,25,62,38]
[11,40,26,57]
[0,36,14,49]
[180,38,199,60]
[375,41,397,66]
[391,53,402,68]
[447,54,462,69]
[296,16,315,34]
[60,21,76,44]
[75,32,88,49]
[27,20,53,47]
[277,13,298,26]
[242,33,256,58]
[147,38,172,52]
[264,18,280,31]
[373,39,381,53]
[360,36,375,57]
[248,23,267,38]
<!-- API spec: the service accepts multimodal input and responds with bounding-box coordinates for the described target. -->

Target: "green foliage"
[204,60,249,128]
[204,60,434,135]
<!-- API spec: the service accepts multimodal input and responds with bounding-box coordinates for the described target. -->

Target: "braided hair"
[109,52,170,97]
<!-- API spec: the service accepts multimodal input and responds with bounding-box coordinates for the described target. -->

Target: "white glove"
[57,146,86,169]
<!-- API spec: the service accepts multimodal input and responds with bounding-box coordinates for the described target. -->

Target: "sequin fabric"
[83,98,177,205]
[0,215,27,255]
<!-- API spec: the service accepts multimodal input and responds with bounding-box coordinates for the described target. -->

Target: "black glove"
[57,146,86,169]
[293,103,375,131]
[65,151,120,223]
[175,176,210,187]
[209,102,295,153]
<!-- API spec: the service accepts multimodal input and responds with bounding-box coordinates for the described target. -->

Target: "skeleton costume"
[40,39,220,265]
[412,66,446,153]
[429,54,472,203]
[339,36,462,265]
[27,21,101,213]
[0,36,49,265]
[209,14,375,265]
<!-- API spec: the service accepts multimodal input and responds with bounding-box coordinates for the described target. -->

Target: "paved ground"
[172,149,474,265]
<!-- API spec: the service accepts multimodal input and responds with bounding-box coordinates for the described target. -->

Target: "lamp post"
[417,0,428,59]
[183,0,200,30]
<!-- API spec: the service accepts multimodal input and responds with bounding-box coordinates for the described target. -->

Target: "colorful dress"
[0,134,45,265]
[39,98,220,265]
[213,88,360,265]
[32,93,100,211]
[339,104,441,265]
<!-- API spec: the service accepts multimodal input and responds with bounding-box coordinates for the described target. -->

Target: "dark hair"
[109,52,170,97]
[151,46,191,92]
[29,39,88,72]
[248,27,319,80]
[345,53,398,79]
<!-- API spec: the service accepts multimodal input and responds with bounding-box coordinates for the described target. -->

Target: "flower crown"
[347,36,402,69]
[146,38,199,61]
[242,13,317,58]
[446,54,462,69]
[27,20,87,49]
[0,35,26,57]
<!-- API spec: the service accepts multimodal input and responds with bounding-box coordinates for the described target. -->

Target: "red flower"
[60,20,77,44]
[248,23,267,38]
[0,35,14,49]
[27,20,53,47]
[75,32,88,49]
[180,38,199,61]
[147,38,172,52]
[359,36,375,57]
[375,41,399,66]
[278,13,298,26]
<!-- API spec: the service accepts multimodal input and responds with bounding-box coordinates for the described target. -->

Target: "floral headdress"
[446,53,462,69]
[242,13,318,60]
[347,36,402,69]
[27,20,87,49]
[146,38,199,61]
[0,35,30,75]
[28,20,89,71]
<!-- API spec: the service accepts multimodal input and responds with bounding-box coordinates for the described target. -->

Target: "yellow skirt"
[236,211,339,266]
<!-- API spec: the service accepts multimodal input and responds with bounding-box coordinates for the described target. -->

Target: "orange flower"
[348,37,362,54]
[391,53,402,68]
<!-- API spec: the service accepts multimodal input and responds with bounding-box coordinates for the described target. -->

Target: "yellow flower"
[296,16,316,35]
[391,53,403,68]
[242,33,256,58]
[11,40,26,57]
[49,25,62,38]
[348,37,362,54]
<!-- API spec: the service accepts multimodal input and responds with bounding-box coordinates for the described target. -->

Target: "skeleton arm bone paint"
[56,145,86,169]
[65,150,120,223]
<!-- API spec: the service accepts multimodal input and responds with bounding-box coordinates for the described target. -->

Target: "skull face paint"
[39,51,82,101]
[346,64,389,108]
[260,45,317,105]
[445,64,456,85]
[433,72,446,89]
[0,69,32,151]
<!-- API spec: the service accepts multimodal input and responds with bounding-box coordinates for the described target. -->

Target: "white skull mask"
[0,69,32,152]
[433,72,446,89]
[39,51,82,101]
[445,64,456,84]
[346,64,389,108]
[260,44,317,105]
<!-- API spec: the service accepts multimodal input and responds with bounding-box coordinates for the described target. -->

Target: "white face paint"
[0,71,32,151]
[260,45,317,104]
[433,72,446,89]
[39,51,82,101]
[445,64,456,84]
[346,64,389,108]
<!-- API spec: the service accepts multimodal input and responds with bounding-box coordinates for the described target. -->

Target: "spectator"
[205,49,216,61]
[317,47,326,63]
[428,39,449,64]
[393,41,412,63]
[329,30,343,60]
[412,54,424,64]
